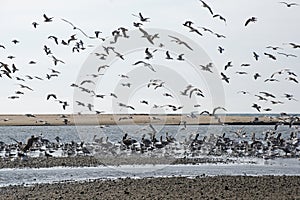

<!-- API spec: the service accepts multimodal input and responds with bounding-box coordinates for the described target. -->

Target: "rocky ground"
[0,175,299,199]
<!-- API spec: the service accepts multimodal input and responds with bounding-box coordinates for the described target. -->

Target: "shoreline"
[0,114,297,126]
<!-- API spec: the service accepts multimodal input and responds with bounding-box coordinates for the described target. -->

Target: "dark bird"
[259,91,276,98]
[61,18,94,39]
[252,103,261,112]
[43,14,53,22]
[266,46,282,50]
[12,39,19,44]
[279,2,298,7]
[186,26,203,36]
[287,42,300,48]
[199,0,214,15]
[221,72,230,83]
[118,102,135,110]
[254,73,261,80]
[138,28,158,45]
[212,106,227,115]
[140,100,149,105]
[200,62,213,73]
[32,22,39,28]
[48,36,59,45]
[145,48,157,59]
[277,52,297,57]
[177,54,185,61]
[218,46,225,53]
[165,51,173,59]
[0,44,5,49]
[224,61,233,70]
[245,17,257,26]
[47,94,57,100]
[264,52,276,60]
[213,14,226,24]
[183,21,193,27]
[51,56,65,66]
[19,84,33,91]
[189,88,204,98]
[286,77,298,83]
[253,52,259,61]
[132,12,150,22]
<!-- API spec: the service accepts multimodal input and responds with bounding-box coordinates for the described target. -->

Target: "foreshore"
[1,175,299,199]
[0,114,294,126]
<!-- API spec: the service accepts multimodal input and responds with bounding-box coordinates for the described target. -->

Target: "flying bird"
[47,94,57,100]
[51,56,65,66]
[224,61,233,70]
[279,2,298,7]
[253,52,259,61]
[32,22,39,28]
[264,52,276,60]
[168,35,193,51]
[199,0,214,15]
[132,12,150,22]
[221,72,230,83]
[133,61,156,72]
[245,17,257,26]
[43,14,53,22]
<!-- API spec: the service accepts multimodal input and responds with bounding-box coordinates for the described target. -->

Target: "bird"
[51,56,65,66]
[252,103,261,112]
[177,54,185,61]
[224,61,233,70]
[279,2,298,7]
[133,61,156,72]
[245,17,257,26]
[218,46,225,53]
[132,12,150,22]
[168,35,193,51]
[221,72,230,83]
[277,52,297,57]
[253,52,259,61]
[144,48,157,59]
[61,18,95,39]
[47,94,57,100]
[165,51,173,59]
[189,88,204,98]
[199,0,214,15]
[183,21,194,27]
[138,28,158,45]
[264,52,276,60]
[12,39,19,44]
[0,44,5,49]
[212,106,227,115]
[19,84,33,91]
[200,62,213,73]
[288,43,300,48]
[118,102,135,110]
[48,36,59,45]
[254,73,261,80]
[213,14,226,24]
[80,80,95,85]
[259,91,276,98]
[43,14,53,22]
[11,63,18,72]
[32,22,39,28]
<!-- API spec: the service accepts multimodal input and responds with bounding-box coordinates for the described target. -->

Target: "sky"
[0,0,299,114]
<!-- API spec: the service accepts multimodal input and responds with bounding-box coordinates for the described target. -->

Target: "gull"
[245,17,257,26]
[32,22,39,28]
[75,101,85,106]
[254,73,261,80]
[49,68,60,74]
[180,84,193,96]
[199,0,214,15]
[287,71,297,77]
[118,27,129,38]
[236,71,248,75]
[19,84,33,91]
[94,94,105,98]
[177,54,185,61]
[199,110,210,115]
[270,69,287,78]
[237,90,250,95]
[215,33,226,38]
[287,42,300,48]
[168,35,193,51]
[163,93,174,98]
[48,36,59,45]
[264,52,276,60]
[113,50,125,60]
[43,14,53,22]
[133,22,143,27]
[270,100,284,104]
[283,93,298,101]
[133,60,156,72]
[121,83,131,87]
[0,44,5,49]
[29,61,36,64]
[80,80,95,85]
[212,106,227,115]
[286,77,298,83]
[139,28,157,45]
[218,46,225,53]
[119,74,129,79]
[224,61,233,70]
[8,96,19,99]
[110,30,121,44]
[200,62,213,73]
[145,48,157,59]
[259,91,276,98]
[118,102,135,110]
[86,103,94,111]
[61,18,95,39]
[241,63,251,67]
[51,56,65,66]
[15,91,24,95]
[46,74,58,79]
[47,94,57,100]
[199,26,214,34]
[253,52,259,61]
[140,100,149,105]
[266,46,283,50]
[25,75,33,80]
[279,2,298,7]
[12,39,19,44]
[110,93,118,98]
[186,26,203,36]
[7,55,15,59]
[189,88,204,98]
[44,45,52,55]
[252,103,261,112]
[277,52,297,57]
[35,76,43,81]
[102,46,115,55]
[264,78,279,82]
[98,65,109,72]
[132,12,150,22]
[16,77,25,81]
[255,95,268,101]
[221,72,230,83]
[183,21,193,27]
[213,14,226,24]
[165,51,173,59]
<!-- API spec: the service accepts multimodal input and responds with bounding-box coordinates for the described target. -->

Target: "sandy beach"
[1,175,299,199]
[0,114,292,126]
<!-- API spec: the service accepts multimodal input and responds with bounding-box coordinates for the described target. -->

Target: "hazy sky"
[0,0,299,114]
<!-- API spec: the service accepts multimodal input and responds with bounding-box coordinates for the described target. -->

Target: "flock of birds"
[0,121,299,160]
[0,1,299,115]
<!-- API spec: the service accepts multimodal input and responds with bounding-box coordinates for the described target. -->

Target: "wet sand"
[0,114,288,126]
[1,176,299,199]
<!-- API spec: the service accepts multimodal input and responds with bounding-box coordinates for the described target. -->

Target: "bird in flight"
[43,14,53,22]
[133,61,156,72]
[245,17,257,26]
[132,12,150,22]
[221,72,230,83]
[47,94,57,100]
[199,0,214,15]
[279,2,298,7]
[168,35,193,51]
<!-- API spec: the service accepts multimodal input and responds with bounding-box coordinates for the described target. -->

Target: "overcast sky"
[0,0,299,114]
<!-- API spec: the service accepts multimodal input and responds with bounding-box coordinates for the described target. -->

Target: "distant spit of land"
[0,114,297,126]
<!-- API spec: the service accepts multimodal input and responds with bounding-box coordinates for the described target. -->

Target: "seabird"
[221,72,230,83]
[245,17,257,26]
[168,35,193,51]
[43,14,53,22]
[133,61,156,72]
